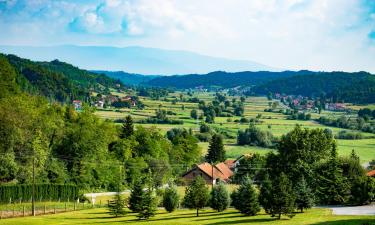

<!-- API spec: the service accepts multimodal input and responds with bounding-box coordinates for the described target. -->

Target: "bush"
[336,130,364,140]
[210,182,229,212]
[231,177,260,216]
[163,185,180,213]
[195,133,211,142]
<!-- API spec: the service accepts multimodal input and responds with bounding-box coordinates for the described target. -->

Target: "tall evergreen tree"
[316,144,350,205]
[210,182,229,212]
[259,173,273,214]
[206,134,225,163]
[183,176,209,217]
[269,173,296,219]
[128,180,145,213]
[120,115,134,138]
[231,177,260,216]
[294,176,314,212]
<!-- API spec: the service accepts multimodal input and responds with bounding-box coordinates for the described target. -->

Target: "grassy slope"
[1,208,374,225]
[95,92,375,163]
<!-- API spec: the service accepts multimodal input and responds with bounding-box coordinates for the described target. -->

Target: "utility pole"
[211,161,214,189]
[32,157,35,216]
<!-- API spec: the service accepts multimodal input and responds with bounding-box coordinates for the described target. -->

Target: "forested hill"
[253,71,375,104]
[146,71,314,89]
[92,70,159,86]
[0,54,122,102]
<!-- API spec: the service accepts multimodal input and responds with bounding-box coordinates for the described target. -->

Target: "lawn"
[1,208,374,225]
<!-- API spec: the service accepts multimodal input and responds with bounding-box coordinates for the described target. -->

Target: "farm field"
[95,92,375,164]
[1,208,374,225]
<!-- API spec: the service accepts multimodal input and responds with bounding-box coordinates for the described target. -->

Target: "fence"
[0,199,107,219]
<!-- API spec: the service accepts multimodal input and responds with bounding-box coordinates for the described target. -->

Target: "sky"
[0,0,375,72]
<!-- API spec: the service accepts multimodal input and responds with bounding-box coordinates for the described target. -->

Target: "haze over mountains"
[0,45,277,75]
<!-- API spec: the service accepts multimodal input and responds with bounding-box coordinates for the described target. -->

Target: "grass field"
[1,208,374,225]
[95,92,375,164]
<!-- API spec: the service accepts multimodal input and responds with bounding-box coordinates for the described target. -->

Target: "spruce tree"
[107,192,127,217]
[120,115,134,139]
[294,176,314,212]
[128,180,145,213]
[259,173,273,214]
[183,176,209,217]
[231,177,260,216]
[137,189,157,220]
[163,185,180,213]
[269,173,296,219]
[206,134,226,163]
[210,182,229,212]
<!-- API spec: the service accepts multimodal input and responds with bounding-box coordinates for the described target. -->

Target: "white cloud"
[0,0,374,72]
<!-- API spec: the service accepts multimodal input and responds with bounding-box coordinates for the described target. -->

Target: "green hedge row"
[0,184,78,203]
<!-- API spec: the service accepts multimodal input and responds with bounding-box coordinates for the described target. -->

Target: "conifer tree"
[128,180,145,213]
[294,176,314,212]
[137,188,157,220]
[231,176,260,216]
[269,173,296,219]
[163,185,180,213]
[210,182,229,212]
[206,134,226,163]
[259,173,273,214]
[120,115,134,139]
[183,176,209,217]
[107,192,127,217]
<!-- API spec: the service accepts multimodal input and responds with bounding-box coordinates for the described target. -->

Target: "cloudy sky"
[0,0,374,72]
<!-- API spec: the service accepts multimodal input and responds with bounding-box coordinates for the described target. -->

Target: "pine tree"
[294,176,314,212]
[137,189,157,220]
[231,177,260,216]
[210,182,229,212]
[259,173,273,214]
[269,173,296,219]
[128,180,145,213]
[107,192,127,217]
[206,134,226,163]
[163,185,180,213]
[120,115,134,139]
[183,176,209,217]
[316,143,350,205]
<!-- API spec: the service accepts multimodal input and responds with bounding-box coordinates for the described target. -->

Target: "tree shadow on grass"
[206,217,276,225]
[310,219,375,225]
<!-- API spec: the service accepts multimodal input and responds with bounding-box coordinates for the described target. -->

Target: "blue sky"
[0,0,374,72]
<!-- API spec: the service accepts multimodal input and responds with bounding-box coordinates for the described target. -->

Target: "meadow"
[96,91,375,164]
[1,208,374,225]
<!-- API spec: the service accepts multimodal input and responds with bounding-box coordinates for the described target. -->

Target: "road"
[319,204,375,215]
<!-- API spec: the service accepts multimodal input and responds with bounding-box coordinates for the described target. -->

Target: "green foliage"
[108,192,127,217]
[294,176,314,212]
[190,109,198,120]
[269,173,296,219]
[231,177,260,216]
[210,182,229,212]
[183,176,209,217]
[120,115,134,139]
[206,134,226,163]
[0,184,78,203]
[128,180,145,213]
[0,54,19,99]
[137,189,157,220]
[233,154,265,183]
[237,124,274,148]
[259,173,273,214]
[163,185,180,213]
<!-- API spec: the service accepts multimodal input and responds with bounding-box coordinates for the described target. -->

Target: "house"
[182,162,233,185]
[72,100,82,111]
[367,170,375,177]
[95,100,104,108]
[325,103,346,111]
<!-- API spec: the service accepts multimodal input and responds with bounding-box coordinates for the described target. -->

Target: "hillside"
[146,70,314,89]
[253,71,375,104]
[1,54,122,102]
[92,70,158,86]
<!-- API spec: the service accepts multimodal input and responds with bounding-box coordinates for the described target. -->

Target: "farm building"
[367,170,375,177]
[182,162,233,185]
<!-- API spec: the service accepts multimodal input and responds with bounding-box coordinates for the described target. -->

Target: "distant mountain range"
[0,45,277,75]
[92,70,159,86]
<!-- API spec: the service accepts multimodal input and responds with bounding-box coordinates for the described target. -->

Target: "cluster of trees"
[318,116,375,134]
[137,87,170,100]
[139,109,184,125]
[197,94,245,124]
[358,108,375,120]
[336,130,364,140]
[237,124,275,148]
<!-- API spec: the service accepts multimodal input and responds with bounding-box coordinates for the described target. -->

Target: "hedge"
[0,184,78,203]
